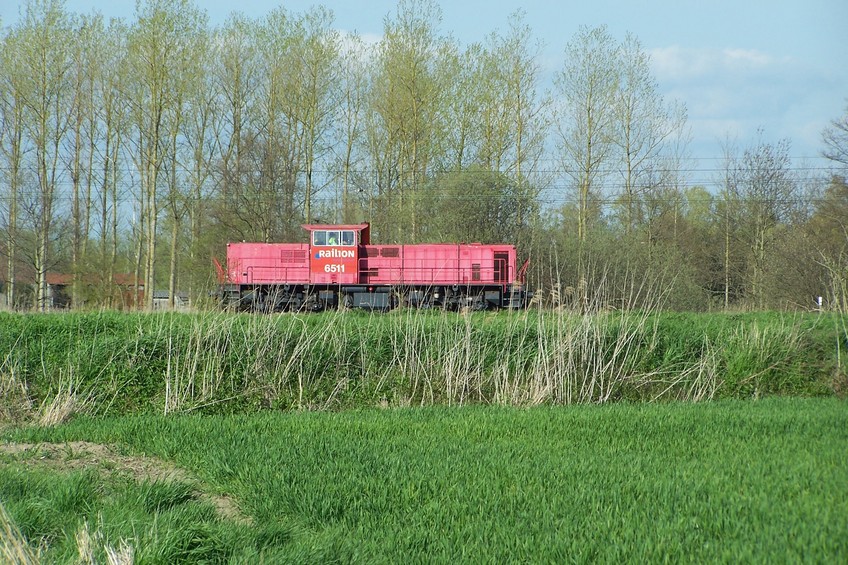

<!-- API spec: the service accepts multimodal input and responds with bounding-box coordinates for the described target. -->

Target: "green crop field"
[1,310,846,562]
[2,400,847,563]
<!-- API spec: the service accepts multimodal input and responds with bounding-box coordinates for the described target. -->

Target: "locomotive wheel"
[304,295,322,312]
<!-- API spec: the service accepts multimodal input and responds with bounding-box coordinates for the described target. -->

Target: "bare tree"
[806,177,848,311]
[554,25,618,243]
[719,137,744,309]
[17,0,74,311]
[0,26,28,308]
[823,100,848,169]
[613,33,687,236]
[126,0,207,309]
[816,105,848,310]
[214,134,297,242]
[723,132,797,308]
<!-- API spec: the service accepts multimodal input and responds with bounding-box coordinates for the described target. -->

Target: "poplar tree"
[256,8,300,239]
[613,32,686,236]
[334,34,369,223]
[554,25,618,243]
[126,0,206,309]
[181,42,220,304]
[0,27,27,308]
[67,13,104,307]
[213,13,260,204]
[370,0,447,242]
[162,9,206,309]
[93,19,130,307]
[17,0,73,310]
[291,6,342,226]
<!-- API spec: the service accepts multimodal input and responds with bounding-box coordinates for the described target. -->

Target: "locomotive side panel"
[358,243,517,288]
[487,245,518,285]
[226,243,310,285]
[456,245,494,285]
[401,244,461,285]
[359,245,405,284]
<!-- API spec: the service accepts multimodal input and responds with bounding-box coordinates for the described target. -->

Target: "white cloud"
[648,45,784,82]
[646,44,836,160]
[721,48,772,68]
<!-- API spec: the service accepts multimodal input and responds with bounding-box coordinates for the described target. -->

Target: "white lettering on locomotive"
[324,264,346,273]
[316,249,354,259]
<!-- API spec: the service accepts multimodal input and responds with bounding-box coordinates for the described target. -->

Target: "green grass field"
[2,399,847,563]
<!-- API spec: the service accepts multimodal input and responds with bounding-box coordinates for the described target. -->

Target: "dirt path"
[0,441,250,524]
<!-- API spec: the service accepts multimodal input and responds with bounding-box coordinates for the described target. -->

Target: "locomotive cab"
[303,223,370,309]
[304,224,369,285]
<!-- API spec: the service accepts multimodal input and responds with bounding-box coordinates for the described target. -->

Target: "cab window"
[313,229,355,246]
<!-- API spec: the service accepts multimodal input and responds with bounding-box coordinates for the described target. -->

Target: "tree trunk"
[169,218,178,310]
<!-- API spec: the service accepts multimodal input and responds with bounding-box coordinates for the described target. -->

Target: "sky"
[2,0,847,177]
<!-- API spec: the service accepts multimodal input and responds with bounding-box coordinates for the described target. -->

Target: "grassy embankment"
[0,309,844,419]
[1,399,847,563]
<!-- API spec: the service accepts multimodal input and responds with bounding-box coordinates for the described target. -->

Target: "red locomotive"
[216,223,530,311]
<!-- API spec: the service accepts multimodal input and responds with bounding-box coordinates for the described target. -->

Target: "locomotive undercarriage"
[221,283,530,313]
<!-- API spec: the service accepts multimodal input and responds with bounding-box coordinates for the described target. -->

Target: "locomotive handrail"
[212,257,227,284]
[517,257,530,284]
[234,261,518,286]
[235,264,309,285]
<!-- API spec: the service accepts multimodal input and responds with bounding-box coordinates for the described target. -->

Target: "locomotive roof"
[301,223,370,231]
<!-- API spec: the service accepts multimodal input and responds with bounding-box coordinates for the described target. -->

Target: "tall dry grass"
[37,371,94,427]
[75,519,135,565]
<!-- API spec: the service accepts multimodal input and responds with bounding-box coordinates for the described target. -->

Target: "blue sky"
[2,0,846,172]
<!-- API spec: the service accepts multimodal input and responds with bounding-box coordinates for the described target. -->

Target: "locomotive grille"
[280,249,308,263]
[381,247,400,257]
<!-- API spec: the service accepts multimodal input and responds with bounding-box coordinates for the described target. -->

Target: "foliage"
[421,167,536,244]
